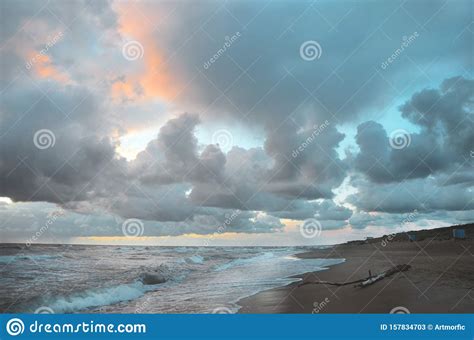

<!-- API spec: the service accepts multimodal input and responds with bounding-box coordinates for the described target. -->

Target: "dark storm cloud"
[141,0,471,230]
[315,200,352,221]
[353,120,446,183]
[0,80,128,203]
[160,0,471,125]
[348,175,474,214]
[353,76,473,181]
[1,0,473,240]
[399,76,474,157]
[275,199,354,231]
[264,121,346,200]
[134,113,227,185]
[349,76,473,217]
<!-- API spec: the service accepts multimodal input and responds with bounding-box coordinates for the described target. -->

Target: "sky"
[0,0,473,246]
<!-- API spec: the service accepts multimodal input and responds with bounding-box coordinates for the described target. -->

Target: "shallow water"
[0,244,343,313]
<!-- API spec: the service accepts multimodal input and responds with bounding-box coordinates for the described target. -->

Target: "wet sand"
[238,239,474,313]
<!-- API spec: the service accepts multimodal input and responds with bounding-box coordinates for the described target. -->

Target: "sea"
[0,244,344,313]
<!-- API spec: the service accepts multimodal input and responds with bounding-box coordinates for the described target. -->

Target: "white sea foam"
[214,252,275,271]
[44,282,152,313]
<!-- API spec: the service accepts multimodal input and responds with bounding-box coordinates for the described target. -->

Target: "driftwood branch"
[299,264,411,288]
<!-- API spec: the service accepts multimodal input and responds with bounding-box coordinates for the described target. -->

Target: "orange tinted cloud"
[26,50,70,84]
[111,80,137,100]
[114,2,179,102]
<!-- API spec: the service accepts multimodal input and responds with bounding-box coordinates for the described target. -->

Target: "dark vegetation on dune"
[347,223,473,245]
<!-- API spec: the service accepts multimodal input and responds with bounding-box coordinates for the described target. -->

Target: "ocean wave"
[44,282,151,313]
[214,252,275,271]
[35,264,173,313]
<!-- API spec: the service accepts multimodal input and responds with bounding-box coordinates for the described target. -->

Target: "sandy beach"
[238,230,474,313]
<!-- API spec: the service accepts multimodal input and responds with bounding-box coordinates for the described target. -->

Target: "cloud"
[348,175,474,214]
[315,200,352,221]
[349,76,473,216]
[399,76,474,158]
[353,120,446,183]
[0,0,473,242]
[0,80,127,203]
